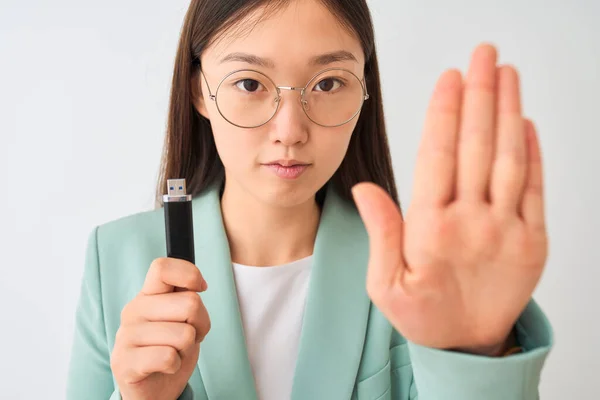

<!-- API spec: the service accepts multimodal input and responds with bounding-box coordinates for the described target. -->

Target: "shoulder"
[83,206,167,295]
[80,207,168,331]
[95,206,164,246]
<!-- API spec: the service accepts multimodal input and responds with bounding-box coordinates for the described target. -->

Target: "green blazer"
[66,181,553,400]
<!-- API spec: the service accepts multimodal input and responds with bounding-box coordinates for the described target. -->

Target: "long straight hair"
[155,0,401,213]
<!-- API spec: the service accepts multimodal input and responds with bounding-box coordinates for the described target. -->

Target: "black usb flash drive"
[163,178,195,264]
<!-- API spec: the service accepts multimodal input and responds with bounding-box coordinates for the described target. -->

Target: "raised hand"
[352,43,547,355]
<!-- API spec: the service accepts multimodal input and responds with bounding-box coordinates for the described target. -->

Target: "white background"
[0,0,598,398]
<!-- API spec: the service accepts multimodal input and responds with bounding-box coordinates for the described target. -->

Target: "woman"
[66,0,553,399]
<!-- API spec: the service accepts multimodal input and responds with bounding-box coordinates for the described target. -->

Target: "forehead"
[202,0,365,71]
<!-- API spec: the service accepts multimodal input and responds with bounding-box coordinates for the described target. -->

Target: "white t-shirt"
[232,255,313,400]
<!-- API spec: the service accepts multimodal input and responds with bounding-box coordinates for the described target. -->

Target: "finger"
[457,43,498,201]
[123,291,210,343]
[124,322,197,351]
[521,119,546,230]
[122,346,183,383]
[142,257,207,295]
[490,65,527,214]
[351,182,405,299]
[412,69,462,207]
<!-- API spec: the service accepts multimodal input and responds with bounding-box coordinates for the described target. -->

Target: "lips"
[267,163,307,167]
[263,163,309,179]
[265,160,309,167]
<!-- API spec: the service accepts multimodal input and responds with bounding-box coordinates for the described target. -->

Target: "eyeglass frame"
[198,67,370,129]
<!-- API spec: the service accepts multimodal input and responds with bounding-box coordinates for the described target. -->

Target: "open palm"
[352,43,548,354]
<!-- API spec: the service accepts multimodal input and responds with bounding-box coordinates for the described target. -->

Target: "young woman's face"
[193,0,365,207]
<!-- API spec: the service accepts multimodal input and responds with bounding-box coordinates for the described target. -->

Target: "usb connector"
[167,179,187,197]
[164,178,192,202]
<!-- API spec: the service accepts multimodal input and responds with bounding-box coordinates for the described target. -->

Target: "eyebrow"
[219,50,358,68]
[310,50,358,66]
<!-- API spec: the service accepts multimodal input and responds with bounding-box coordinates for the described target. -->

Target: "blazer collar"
[191,180,371,399]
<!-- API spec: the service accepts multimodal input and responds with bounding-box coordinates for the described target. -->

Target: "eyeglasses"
[199,67,369,128]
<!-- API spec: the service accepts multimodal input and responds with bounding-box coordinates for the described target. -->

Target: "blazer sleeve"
[405,299,553,400]
[66,226,119,399]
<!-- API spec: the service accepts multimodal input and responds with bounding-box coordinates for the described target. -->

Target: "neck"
[219,180,321,267]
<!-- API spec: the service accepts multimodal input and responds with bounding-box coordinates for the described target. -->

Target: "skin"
[352,46,547,355]
[111,258,210,400]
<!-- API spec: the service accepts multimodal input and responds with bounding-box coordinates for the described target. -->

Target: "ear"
[191,70,210,120]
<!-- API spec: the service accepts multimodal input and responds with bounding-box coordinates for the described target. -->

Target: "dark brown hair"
[155,0,400,212]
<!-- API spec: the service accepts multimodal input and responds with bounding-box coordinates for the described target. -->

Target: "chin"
[248,178,319,209]
[262,185,316,208]
[226,167,326,208]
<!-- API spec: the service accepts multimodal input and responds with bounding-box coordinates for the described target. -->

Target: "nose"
[268,88,309,146]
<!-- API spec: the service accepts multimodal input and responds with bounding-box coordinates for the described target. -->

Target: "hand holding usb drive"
[111,178,205,400]
[163,178,195,264]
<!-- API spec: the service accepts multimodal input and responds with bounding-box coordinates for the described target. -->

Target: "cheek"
[212,124,250,169]
[316,127,354,170]
[211,122,260,169]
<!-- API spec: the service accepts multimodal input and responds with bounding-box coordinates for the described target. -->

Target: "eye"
[235,79,263,93]
[313,78,343,92]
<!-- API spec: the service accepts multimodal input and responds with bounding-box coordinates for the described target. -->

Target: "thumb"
[351,182,406,291]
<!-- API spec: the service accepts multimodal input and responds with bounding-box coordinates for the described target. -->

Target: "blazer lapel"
[291,184,372,400]
[189,181,372,400]
[192,181,259,400]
